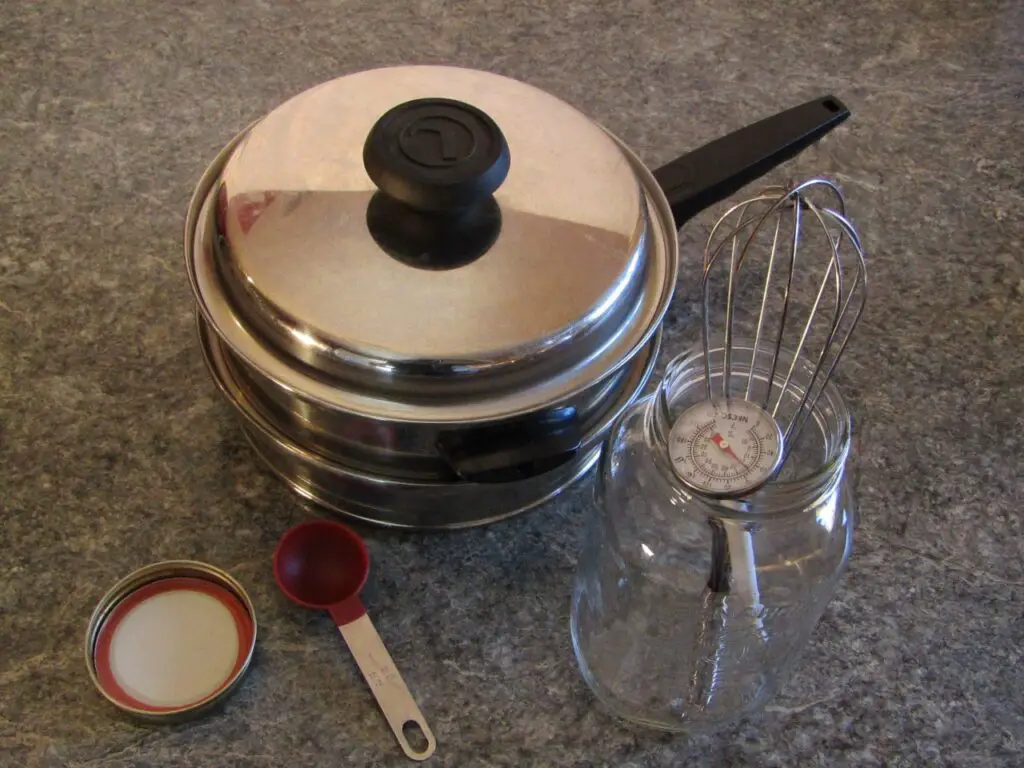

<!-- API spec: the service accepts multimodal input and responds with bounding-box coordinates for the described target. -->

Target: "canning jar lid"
[85,561,257,723]
[190,65,676,417]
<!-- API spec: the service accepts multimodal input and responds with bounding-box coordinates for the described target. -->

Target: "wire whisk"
[699,177,868,470]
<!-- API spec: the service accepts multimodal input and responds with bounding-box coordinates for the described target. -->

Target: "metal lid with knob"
[189,64,850,433]
[195,64,669,416]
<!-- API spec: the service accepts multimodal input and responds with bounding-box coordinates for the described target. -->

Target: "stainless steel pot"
[184,64,849,528]
[197,313,660,529]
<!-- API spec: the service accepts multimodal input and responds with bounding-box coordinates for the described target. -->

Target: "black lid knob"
[363,98,511,213]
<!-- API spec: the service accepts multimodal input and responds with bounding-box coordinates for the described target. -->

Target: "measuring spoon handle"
[338,614,436,761]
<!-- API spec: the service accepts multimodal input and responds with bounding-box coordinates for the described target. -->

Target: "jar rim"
[649,337,852,518]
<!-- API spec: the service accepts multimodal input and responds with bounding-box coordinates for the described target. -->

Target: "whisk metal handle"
[653,96,850,227]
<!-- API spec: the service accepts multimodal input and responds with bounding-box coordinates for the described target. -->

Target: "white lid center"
[108,588,241,708]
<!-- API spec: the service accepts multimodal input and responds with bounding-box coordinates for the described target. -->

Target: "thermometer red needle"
[711,433,749,470]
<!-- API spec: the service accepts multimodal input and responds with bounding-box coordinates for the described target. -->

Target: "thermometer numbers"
[689,430,762,476]
[668,398,783,497]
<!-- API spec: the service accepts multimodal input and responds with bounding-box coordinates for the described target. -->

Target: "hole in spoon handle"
[338,615,437,761]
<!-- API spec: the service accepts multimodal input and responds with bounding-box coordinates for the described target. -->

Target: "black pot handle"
[654,95,850,228]
[436,406,582,484]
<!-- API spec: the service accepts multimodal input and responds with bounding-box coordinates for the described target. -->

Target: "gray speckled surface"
[2,0,1023,766]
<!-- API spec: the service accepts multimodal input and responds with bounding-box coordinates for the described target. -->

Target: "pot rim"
[196,308,662,479]
[245,423,605,530]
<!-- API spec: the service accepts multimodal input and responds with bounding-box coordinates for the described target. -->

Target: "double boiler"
[183,64,848,528]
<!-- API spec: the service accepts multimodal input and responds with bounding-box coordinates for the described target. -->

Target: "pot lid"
[200,65,675,402]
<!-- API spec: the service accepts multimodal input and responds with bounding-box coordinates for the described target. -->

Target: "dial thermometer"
[668,398,784,497]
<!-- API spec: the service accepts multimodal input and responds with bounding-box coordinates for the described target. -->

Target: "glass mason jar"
[570,338,857,733]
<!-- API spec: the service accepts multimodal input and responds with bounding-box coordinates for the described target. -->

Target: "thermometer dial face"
[668,398,784,497]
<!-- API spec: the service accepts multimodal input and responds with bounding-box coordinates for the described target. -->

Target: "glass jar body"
[570,342,856,733]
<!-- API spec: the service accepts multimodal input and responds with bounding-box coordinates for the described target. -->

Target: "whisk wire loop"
[699,177,867,470]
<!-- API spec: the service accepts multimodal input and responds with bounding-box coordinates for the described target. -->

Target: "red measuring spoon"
[273,519,436,761]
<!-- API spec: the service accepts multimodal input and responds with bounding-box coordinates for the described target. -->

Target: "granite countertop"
[2,1,1022,766]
